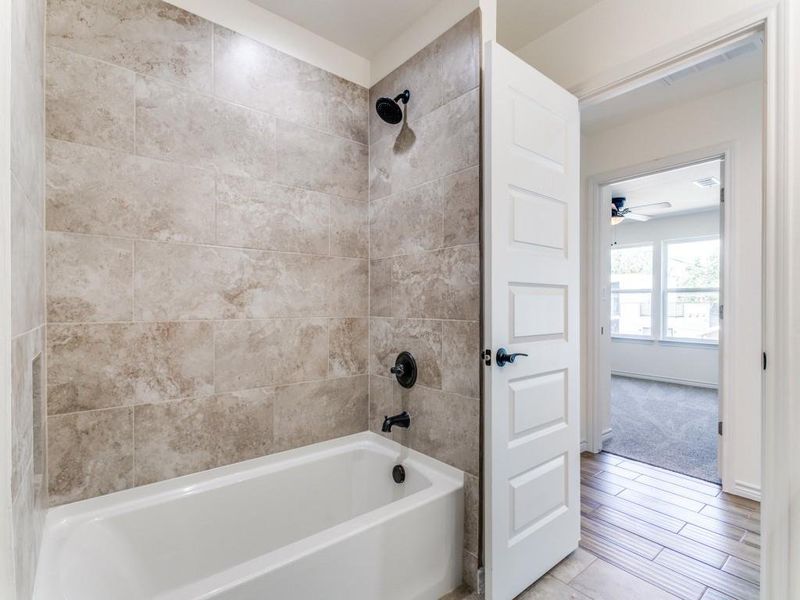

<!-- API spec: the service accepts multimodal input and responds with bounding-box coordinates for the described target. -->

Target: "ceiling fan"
[611,197,672,225]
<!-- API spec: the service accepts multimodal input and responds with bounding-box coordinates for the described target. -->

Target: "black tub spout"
[382,411,411,432]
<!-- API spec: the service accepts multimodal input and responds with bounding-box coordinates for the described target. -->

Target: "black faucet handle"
[390,352,417,388]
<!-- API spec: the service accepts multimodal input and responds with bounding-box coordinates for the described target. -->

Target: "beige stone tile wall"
[45,0,369,506]
[367,11,482,589]
[9,0,47,596]
[43,1,483,591]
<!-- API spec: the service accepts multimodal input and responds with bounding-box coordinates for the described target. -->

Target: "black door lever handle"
[496,347,528,367]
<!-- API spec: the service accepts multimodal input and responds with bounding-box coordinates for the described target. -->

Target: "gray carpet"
[603,375,720,483]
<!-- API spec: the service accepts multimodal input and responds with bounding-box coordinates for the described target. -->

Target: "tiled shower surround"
[44,0,480,587]
[367,12,482,585]
[9,0,47,596]
[45,0,369,504]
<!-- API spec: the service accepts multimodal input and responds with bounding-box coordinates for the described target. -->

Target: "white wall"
[0,0,15,594]
[514,0,770,93]
[786,4,800,595]
[611,210,721,388]
[582,80,763,496]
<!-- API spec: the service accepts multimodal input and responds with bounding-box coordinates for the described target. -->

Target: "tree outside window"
[663,238,720,342]
[610,244,653,337]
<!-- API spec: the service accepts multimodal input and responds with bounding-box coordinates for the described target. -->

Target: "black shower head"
[376,90,410,124]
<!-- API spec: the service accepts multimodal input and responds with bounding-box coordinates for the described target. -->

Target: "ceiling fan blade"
[628,201,672,210]
[625,212,651,222]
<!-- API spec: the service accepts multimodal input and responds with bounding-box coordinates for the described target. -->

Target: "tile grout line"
[48,42,370,147]
[46,135,370,208]
[47,373,373,420]
[42,226,371,261]
[48,315,374,327]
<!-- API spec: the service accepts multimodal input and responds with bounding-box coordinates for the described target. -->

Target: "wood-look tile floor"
[444,451,761,600]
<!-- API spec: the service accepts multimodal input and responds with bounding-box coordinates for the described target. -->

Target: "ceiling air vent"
[693,176,720,188]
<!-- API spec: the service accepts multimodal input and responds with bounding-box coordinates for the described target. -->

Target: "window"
[609,236,721,344]
[663,238,720,342]
[610,244,653,337]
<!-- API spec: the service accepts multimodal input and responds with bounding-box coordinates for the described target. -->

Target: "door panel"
[483,41,580,600]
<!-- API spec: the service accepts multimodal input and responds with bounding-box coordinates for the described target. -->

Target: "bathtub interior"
[44,442,438,597]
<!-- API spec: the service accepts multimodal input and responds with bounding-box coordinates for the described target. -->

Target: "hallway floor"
[445,452,760,600]
[604,375,719,482]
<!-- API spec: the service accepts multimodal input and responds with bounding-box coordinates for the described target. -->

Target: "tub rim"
[36,432,466,599]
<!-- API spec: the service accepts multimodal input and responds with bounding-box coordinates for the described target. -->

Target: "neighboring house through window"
[611,236,720,343]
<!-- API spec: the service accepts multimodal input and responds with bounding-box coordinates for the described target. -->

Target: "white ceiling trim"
[165,0,371,87]
[167,0,479,89]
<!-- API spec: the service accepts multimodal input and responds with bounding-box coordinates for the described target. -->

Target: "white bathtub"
[34,432,465,600]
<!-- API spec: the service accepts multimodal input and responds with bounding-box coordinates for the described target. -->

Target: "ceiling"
[582,35,763,134]
[611,160,722,221]
[249,0,442,57]
[497,0,602,51]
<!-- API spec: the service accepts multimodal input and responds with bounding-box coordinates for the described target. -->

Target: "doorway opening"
[603,158,724,483]
[584,30,764,498]
[573,29,763,600]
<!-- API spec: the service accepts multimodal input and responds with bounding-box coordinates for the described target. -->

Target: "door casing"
[585,147,740,499]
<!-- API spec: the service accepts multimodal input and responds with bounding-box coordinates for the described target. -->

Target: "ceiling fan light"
[611,215,625,225]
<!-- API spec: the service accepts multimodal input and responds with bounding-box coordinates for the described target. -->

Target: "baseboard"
[732,480,762,502]
[611,370,718,390]
[581,433,610,453]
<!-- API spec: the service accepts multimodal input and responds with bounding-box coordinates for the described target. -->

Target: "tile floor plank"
[570,559,685,600]
[585,451,624,466]
[721,556,760,585]
[618,489,747,540]
[699,505,760,534]
[589,506,728,568]
[718,492,760,512]
[701,589,736,600]
[582,485,686,532]
[580,462,604,477]
[655,549,760,600]
[615,458,722,495]
[581,515,663,559]
[596,471,707,511]
[517,574,593,599]
[580,530,706,600]
[582,474,625,496]
[679,524,761,564]
[741,531,761,549]
[547,547,597,585]
[581,455,639,479]
[630,475,756,519]
[445,457,759,600]
[634,474,726,503]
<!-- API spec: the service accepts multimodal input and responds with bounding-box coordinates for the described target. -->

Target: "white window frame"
[661,235,721,346]
[609,242,655,341]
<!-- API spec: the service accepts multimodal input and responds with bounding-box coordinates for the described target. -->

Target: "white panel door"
[483,42,580,600]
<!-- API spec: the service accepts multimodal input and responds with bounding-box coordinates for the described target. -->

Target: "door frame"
[481,2,792,597]
[569,3,788,598]
[585,147,736,483]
